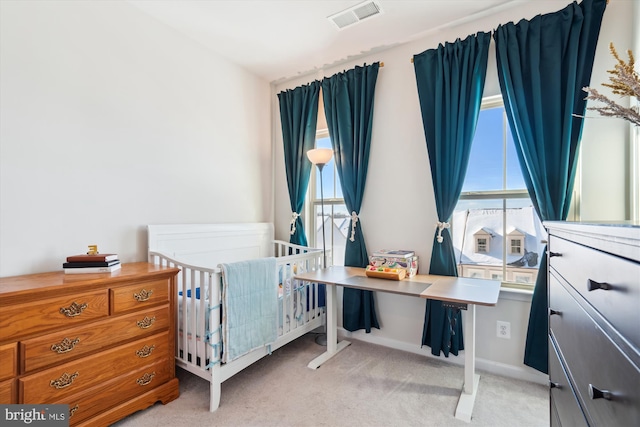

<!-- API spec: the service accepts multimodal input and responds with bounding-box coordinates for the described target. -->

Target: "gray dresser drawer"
[549,234,640,350]
[549,336,588,427]
[549,271,640,427]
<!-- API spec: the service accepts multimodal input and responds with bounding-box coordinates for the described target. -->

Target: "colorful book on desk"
[66,253,119,262]
[63,260,120,268]
[371,249,415,258]
[64,263,121,274]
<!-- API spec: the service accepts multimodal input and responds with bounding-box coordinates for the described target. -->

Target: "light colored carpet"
[113,334,549,427]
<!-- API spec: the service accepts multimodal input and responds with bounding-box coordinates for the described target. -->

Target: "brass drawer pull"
[136,372,155,386]
[51,337,80,354]
[136,344,156,358]
[137,316,156,329]
[50,371,79,389]
[69,404,79,419]
[59,302,88,317]
[134,289,154,302]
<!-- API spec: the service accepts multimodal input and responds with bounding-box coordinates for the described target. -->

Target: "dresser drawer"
[20,331,169,402]
[111,279,170,314]
[57,359,173,426]
[0,343,17,380]
[21,305,170,373]
[549,235,640,349]
[549,273,640,426]
[549,337,588,427]
[0,379,16,404]
[0,290,109,342]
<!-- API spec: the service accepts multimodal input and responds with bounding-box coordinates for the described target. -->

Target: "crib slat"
[210,271,222,365]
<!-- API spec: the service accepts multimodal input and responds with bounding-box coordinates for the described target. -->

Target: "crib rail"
[149,251,220,371]
[148,241,328,382]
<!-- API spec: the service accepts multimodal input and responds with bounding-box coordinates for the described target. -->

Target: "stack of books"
[63,253,121,274]
[370,249,415,258]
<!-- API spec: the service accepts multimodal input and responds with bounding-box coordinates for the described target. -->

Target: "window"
[490,271,504,281]
[508,229,525,255]
[473,229,492,253]
[452,96,544,289]
[466,268,486,279]
[514,272,534,284]
[307,131,346,266]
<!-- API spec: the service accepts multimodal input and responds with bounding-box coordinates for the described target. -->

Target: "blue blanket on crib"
[221,257,278,363]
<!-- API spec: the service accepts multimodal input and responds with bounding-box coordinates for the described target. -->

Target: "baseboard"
[338,328,548,386]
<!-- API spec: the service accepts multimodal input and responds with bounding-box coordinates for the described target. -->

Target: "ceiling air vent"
[328,1,383,30]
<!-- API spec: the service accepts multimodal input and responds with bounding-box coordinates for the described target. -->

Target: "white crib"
[147,223,327,412]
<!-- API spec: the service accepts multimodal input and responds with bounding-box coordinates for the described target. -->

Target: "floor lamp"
[307,147,333,346]
[306,148,333,269]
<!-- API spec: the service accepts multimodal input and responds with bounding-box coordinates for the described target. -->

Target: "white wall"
[578,0,635,220]
[0,1,272,276]
[273,0,634,382]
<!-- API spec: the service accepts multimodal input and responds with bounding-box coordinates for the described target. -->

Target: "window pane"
[453,198,543,285]
[505,125,526,190]
[463,106,528,192]
[504,199,544,284]
[314,203,347,266]
[310,135,345,267]
[455,101,540,288]
[314,137,342,199]
[452,199,504,279]
[462,107,504,192]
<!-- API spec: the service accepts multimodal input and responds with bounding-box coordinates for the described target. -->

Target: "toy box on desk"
[368,255,419,278]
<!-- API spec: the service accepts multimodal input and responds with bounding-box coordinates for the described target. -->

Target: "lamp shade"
[307,148,333,165]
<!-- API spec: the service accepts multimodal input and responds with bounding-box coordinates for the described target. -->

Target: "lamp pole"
[317,162,327,269]
[306,148,333,347]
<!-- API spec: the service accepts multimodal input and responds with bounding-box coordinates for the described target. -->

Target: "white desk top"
[294,266,500,306]
[421,276,500,306]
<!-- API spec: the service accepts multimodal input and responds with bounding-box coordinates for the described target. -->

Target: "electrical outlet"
[497,321,511,339]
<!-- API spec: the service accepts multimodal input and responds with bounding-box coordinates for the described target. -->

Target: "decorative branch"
[582,42,640,127]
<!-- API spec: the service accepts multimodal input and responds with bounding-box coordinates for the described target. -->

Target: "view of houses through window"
[307,97,545,287]
[452,96,544,287]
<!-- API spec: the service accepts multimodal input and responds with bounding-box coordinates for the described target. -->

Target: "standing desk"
[294,266,501,422]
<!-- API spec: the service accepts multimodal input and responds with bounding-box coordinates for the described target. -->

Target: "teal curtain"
[322,63,380,332]
[413,32,491,356]
[494,0,607,373]
[278,81,321,246]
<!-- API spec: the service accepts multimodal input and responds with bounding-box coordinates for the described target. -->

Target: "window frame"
[475,237,489,254]
[306,129,346,266]
[455,95,540,291]
[510,238,522,255]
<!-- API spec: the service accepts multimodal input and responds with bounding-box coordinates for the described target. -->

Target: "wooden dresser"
[546,222,640,427]
[0,262,180,426]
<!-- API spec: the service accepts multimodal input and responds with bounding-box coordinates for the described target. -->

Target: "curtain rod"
[408,0,609,63]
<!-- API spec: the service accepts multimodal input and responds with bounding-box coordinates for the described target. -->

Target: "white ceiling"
[128,0,527,83]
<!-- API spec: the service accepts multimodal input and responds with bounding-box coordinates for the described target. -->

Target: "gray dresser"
[546,222,640,426]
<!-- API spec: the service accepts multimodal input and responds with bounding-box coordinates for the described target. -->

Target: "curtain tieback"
[289,212,300,235]
[350,211,359,242]
[436,221,450,243]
